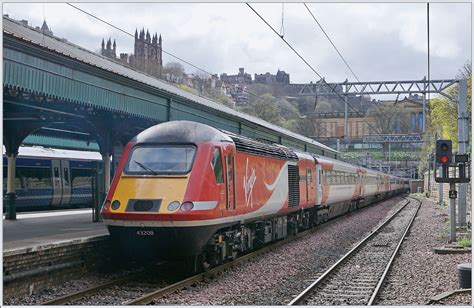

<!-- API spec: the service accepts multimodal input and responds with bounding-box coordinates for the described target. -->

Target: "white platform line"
[3,209,92,220]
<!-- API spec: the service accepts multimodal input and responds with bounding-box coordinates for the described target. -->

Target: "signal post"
[434,140,470,243]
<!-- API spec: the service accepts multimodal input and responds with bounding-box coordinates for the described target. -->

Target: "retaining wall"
[3,235,111,299]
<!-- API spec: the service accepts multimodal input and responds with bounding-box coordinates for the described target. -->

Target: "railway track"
[125,197,406,305]
[40,219,321,305]
[40,271,145,305]
[289,197,421,306]
[39,196,406,305]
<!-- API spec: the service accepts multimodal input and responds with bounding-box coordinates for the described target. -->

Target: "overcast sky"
[3,2,472,85]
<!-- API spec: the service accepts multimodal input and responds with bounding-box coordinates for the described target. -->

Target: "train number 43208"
[136,230,155,236]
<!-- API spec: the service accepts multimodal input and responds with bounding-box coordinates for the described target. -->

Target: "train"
[2,146,101,210]
[101,120,410,270]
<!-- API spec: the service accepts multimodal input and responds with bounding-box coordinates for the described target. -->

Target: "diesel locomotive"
[101,121,408,269]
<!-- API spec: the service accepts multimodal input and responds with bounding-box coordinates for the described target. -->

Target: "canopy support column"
[5,153,17,220]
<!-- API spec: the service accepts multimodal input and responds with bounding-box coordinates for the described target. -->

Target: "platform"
[3,209,108,251]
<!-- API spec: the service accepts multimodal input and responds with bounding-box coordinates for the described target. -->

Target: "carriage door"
[51,160,62,206]
[225,152,236,210]
[315,164,323,205]
[60,160,71,205]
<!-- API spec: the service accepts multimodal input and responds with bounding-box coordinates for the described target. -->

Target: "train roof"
[313,154,358,172]
[2,146,102,161]
[132,121,233,144]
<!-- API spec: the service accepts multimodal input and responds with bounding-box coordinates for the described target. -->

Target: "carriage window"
[71,168,93,188]
[211,148,224,183]
[15,167,52,189]
[126,145,196,175]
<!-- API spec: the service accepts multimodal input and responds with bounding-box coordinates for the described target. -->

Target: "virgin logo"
[243,158,257,208]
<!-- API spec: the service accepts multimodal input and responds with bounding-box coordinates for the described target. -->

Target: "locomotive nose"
[102,176,189,215]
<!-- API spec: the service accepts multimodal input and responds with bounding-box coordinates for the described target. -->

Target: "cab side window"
[211,148,224,184]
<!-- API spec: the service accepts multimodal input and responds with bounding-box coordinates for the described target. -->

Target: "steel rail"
[40,271,145,305]
[125,196,404,305]
[368,197,421,305]
[289,197,419,305]
[125,224,319,305]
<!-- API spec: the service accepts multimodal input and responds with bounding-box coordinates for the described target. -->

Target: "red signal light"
[440,155,449,164]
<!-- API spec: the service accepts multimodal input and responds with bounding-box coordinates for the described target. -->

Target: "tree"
[214,95,235,109]
[314,101,333,113]
[368,104,410,135]
[277,98,300,119]
[246,94,283,126]
[418,61,471,175]
[162,62,185,79]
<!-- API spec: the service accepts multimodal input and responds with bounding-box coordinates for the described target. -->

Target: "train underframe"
[109,189,406,272]
[195,188,406,271]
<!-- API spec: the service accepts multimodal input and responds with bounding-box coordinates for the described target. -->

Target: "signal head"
[436,140,452,165]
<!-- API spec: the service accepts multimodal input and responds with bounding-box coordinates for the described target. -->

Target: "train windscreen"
[125,145,196,175]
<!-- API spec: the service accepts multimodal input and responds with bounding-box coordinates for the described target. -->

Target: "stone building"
[101,28,163,78]
[220,68,252,84]
[254,69,290,85]
[40,20,53,36]
[101,38,116,59]
[314,96,425,141]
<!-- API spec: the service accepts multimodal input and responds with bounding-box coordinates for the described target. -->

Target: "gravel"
[376,197,471,306]
[153,196,406,305]
[3,267,138,305]
[302,200,420,305]
[437,292,472,305]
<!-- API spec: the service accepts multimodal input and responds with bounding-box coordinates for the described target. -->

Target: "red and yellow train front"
[101,121,235,259]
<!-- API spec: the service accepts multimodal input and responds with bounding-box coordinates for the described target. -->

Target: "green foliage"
[244,93,284,126]
[314,101,333,113]
[177,84,199,95]
[418,62,471,174]
[281,118,299,132]
[430,98,458,147]
[277,98,300,119]
[458,236,471,248]
[214,95,235,109]
[341,150,420,161]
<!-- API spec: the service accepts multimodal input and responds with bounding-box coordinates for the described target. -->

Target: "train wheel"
[200,253,212,272]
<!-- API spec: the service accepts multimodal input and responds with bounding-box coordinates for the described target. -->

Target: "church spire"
[135,28,138,39]
[159,33,162,45]
[146,29,151,43]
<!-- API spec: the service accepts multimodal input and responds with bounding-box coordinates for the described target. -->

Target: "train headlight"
[167,201,180,212]
[180,201,194,211]
[111,200,121,210]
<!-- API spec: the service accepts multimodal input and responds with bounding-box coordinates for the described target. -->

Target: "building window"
[418,112,423,131]
[411,112,417,131]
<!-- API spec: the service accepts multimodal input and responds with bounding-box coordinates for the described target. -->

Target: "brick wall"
[3,235,112,299]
